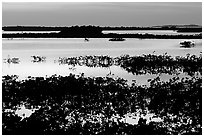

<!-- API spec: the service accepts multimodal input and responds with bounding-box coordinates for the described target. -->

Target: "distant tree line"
[2,32,201,39]
[176,28,202,33]
[2,25,202,32]
[59,26,103,37]
[2,26,63,31]
[2,25,202,38]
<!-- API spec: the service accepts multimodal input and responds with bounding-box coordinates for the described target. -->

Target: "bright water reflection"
[102,30,201,35]
[2,38,202,83]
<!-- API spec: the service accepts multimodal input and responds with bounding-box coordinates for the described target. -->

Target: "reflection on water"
[3,30,200,35]
[2,38,202,83]
[2,38,202,135]
[102,30,201,35]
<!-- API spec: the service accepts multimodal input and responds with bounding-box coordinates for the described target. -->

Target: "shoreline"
[2,33,202,39]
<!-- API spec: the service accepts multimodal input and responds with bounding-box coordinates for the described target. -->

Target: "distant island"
[2,25,202,39]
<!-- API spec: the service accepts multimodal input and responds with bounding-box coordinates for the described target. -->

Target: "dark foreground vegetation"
[2,53,202,135]
[2,74,201,135]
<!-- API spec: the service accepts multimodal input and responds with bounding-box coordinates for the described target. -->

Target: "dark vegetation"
[59,26,102,37]
[3,33,201,39]
[2,25,202,31]
[2,54,202,135]
[57,54,202,76]
[177,28,202,33]
[2,76,201,135]
[109,38,126,41]
[31,56,46,63]
[118,54,202,76]
[180,41,195,48]
[4,54,201,76]
[2,25,202,39]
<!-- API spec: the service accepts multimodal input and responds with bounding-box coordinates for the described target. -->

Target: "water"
[3,30,201,35]
[2,37,202,127]
[2,38,202,83]
[102,30,201,35]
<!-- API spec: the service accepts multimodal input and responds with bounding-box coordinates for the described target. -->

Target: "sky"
[2,2,202,27]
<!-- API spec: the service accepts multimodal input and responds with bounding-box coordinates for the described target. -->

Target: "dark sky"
[2,2,202,27]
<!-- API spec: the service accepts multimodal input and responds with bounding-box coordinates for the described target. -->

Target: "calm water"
[2,38,202,84]
[102,30,201,35]
[3,30,201,35]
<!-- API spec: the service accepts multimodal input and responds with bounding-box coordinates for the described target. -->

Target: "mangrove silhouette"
[2,25,202,39]
[57,55,114,68]
[31,56,46,63]
[109,38,126,41]
[3,53,201,77]
[3,24,201,31]
[180,40,195,48]
[2,73,201,135]
[3,56,20,64]
[118,54,202,76]
[2,24,202,135]
[56,54,202,76]
[2,32,202,39]
[2,54,202,135]
[59,26,103,37]
[177,28,202,33]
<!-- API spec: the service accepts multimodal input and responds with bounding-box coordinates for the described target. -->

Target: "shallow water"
[3,30,200,35]
[102,30,201,35]
[2,38,202,83]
